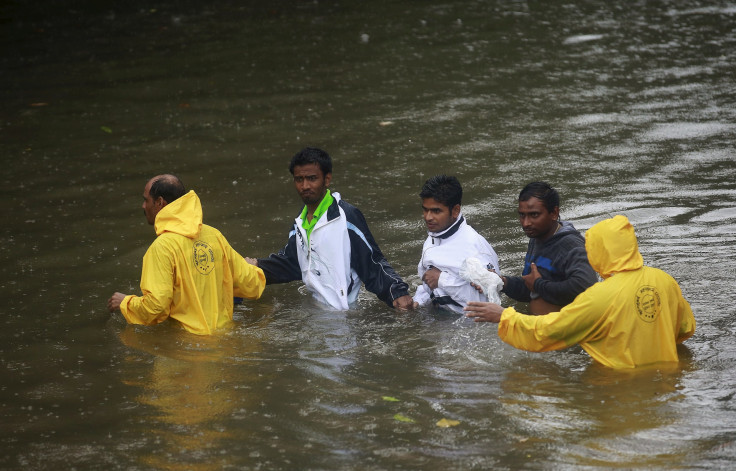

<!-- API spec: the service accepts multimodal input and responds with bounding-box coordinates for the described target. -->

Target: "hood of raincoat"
[584,215,643,279]
[154,190,202,238]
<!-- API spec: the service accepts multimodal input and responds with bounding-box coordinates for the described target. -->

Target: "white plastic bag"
[459,257,503,304]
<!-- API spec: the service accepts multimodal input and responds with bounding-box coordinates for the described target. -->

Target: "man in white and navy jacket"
[247,147,414,311]
[413,175,500,314]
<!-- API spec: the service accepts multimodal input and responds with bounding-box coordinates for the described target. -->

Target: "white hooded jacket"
[413,215,499,314]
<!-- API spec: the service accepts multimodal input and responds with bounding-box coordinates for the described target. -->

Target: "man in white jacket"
[413,175,500,314]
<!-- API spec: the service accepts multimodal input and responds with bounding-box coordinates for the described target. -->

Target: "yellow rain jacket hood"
[584,214,643,279]
[498,215,695,368]
[120,191,266,335]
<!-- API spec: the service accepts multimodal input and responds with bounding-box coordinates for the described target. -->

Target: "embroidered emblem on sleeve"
[635,285,661,323]
[193,241,215,275]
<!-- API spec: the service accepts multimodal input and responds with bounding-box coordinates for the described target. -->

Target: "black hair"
[289,147,332,176]
[150,174,186,204]
[419,175,462,208]
[518,181,559,212]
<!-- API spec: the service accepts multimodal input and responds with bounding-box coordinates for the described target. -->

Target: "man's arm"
[114,241,175,326]
[435,269,487,305]
[464,301,505,322]
[255,229,303,285]
[228,246,267,300]
[502,275,532,302]
[501,240,533,302]
[533,245,598,306]
[434,249,499,306]
[675,284,696,343]
[500,283,608,352]
[413,282,432,306]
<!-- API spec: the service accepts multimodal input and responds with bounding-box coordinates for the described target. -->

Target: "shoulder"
[152,231,182,244]
[148,233,181,256]
[463,221,488,239]
[337,198,362,215]
[200,224,223,238]
[458,223,490,247]
[337,198,369,225]
[643,266,680,286]
[557,221,585,239]
[553,229,586,250]
[572,277,608,304]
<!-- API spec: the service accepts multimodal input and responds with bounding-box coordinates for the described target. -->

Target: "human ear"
[551,206,560,221]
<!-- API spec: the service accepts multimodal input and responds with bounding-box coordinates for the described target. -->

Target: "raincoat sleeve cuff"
[497,306,518,337]
[118,295,135,320]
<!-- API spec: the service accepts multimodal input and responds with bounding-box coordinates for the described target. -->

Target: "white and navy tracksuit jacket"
[257,192,410,310]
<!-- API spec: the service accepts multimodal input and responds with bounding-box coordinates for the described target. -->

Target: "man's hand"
[245,257,259,266]
[464,301,504,323]
[108,292,127,313]
[522,263,541,292]
[422,267,441,290]
[393,295,415,311]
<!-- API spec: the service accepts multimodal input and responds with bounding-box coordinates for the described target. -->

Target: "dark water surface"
[2,0,736,469]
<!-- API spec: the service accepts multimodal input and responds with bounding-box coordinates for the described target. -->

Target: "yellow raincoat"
[497,215,695,368]
[120,191,265,335]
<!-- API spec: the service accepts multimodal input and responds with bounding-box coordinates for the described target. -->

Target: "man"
[465,215,696,369]
[412,175,500,314]
[501,181,597,315]
[247,147,414,310]
[108,174,266,335]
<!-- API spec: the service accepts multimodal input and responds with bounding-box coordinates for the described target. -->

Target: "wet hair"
[419,175,462,208]
[150,174,186,204]
[289,147,332,176]
[518,181,559,212]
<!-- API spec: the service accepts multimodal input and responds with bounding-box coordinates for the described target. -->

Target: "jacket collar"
[297,191,342,227]
[428,214,464,240]
[325,192,341,222]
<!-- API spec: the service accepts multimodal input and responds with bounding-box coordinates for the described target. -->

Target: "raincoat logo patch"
[193,241,215,275]
[635,285,661,323]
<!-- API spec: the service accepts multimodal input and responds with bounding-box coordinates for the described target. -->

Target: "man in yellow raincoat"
[464,215,695,368]
[107,174,266,335]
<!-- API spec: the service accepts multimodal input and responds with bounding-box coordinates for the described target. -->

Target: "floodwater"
[2,0,735,469]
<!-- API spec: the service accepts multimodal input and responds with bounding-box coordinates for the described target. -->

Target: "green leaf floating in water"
[101,126,112,134]
[382,396,400,402]
[393,414,415,423]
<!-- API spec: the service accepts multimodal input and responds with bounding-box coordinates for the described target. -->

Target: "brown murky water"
[2,1,735,469]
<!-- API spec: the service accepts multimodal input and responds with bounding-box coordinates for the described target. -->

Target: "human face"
[422,197,460,233]
[293,163,331,210]
[142,178,164,225]
[518,197,559,241]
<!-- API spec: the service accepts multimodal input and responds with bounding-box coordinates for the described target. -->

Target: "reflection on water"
[2,0,736,469]
[499,358,695,467]
[118,326,264,471]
